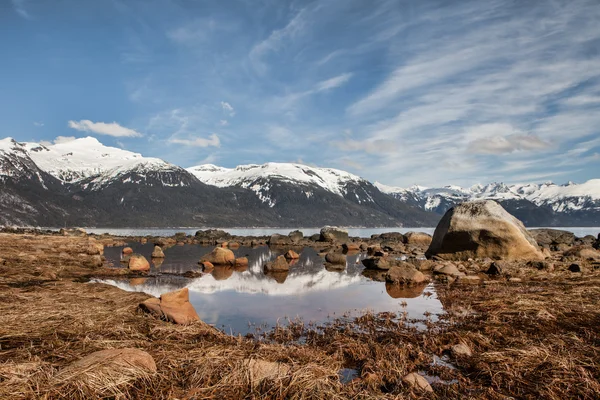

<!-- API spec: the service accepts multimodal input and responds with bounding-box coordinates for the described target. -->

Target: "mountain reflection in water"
[99,243,443,335]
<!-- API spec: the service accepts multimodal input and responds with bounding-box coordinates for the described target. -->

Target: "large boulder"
[200,247,235,265]
[128,254,150,271]
[385,263,428,285]
[529,229,575,248]
[267,234,291,246]
[404,232,433,247]
[319,227,349,243]
[426,200,544,261]
[139,288,200,324]
[264,255,289,272]
[55,348,156,395]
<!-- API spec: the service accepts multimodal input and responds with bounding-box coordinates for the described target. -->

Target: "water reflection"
[100,243,443,334]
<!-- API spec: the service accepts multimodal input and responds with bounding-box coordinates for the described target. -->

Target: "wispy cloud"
[68,120,143,137]
[169,134,220,148]
[11,0,32,20]
[220,101,235,117]
[33,121,44,127]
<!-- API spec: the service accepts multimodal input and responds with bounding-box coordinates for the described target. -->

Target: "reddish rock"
[200,247,235,265]
[128,254,150,271]
[140,288,200,324]
[284,250,300,259]
[264,255,289,272]
[122,247,134,255]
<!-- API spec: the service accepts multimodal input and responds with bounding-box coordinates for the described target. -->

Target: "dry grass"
[0,233,599,399]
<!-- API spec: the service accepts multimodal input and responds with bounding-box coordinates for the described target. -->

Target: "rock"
[486,261,505,275]
[139,288,200,324]
[200,247,235,265]
[455,275,481,285]
[86,255,103,268]
[527,260,552,270]
[56,348,156,394]
[284,250,300,259]
[378,232,405,242]
[211,266,234,280]
[568,263,581,272]
[195,229,231,240]
[129,278,147,286]
[563,245,600,260]
[234,257,248,268]
[404,232,433,247]
[451,343,472,357]
[199,261,214,272]
[122,247,134,255]
[319,227,349,243]
[267,234,291,246]
[140,238,148,244]
[228,241,240,249]
[243,359,290,386]
[385,264,428,285]
[288,230,304,243]
[325,252,346,265]
[362,269,387,282]
[529,229,575,248]
[342,243,360,251]
[385,283,427,298]
[264,255,289,272]
[433,263,463,277]
[151,246,165,258]
[265,271,288,283]
[308,233,321,241]
[426,200,544,261]
[128,254,150,271]
[576,235,597,246]
[363,256,395,270]
[402,372,433,393]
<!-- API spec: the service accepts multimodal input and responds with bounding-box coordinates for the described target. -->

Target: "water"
[81,226,600,238]
[97,243,444,335]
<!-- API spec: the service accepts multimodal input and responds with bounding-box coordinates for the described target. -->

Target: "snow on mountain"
[23,137,180,184]
[188,162,366,196]
[0,137,49,187]
[378,180,600,213]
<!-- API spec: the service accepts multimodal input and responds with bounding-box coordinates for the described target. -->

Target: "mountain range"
[1,136,598,227]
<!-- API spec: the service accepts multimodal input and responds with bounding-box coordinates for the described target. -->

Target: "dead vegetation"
[0,232,599,399]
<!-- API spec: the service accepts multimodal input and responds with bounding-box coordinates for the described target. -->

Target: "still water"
[96,243,444,335]
[83,226,600,238]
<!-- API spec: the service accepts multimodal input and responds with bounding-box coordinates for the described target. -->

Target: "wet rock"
[211,266,234,280]
[267,234,291,246]
[288,230,304,243]
[362,269,387,282]
[320,227,349,243]
[284,250,300,259]
[264,255,289,272]
[529,229,575,248]
[265,271,288,283]
[234,257,248,268]
[122,247,134,256]
[404,231,433,247]
[385,283,427,298]
[200,247,235,265]
[433,263,463,277]
[128,254,150,271]
[455,275,481,285]
[56,348,156,395]
[151,245,165,258]
[378,232,405,242]
[362,257,392,270]
[243,359,290,386]
[568,263,581,272]
[140,288,200,324]
[140,238,148,244]
[199,261,214,272]
[342,242,360,251]
[228,241,240,249]
[385,263,428,285]
[195,229,231,241]
[451,343,472,357]
[402,372,433,393]
[325,252,346,265]
[426,200,544,261]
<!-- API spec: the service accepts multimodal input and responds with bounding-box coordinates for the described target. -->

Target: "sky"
[2,0,600,188]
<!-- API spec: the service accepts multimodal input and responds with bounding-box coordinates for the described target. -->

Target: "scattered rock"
[288,230,304,243]
[402,372,433,393]
[267,234,291,246]
[455,275,481,285]
[342,243,360,252]
[319,227,349,243]
[265,271,288,283]
[56,348,156,394]
[200,247,235,265]
[128,254,150,271]
[426,200,544,261]
[199,261,214,272]
[529,229,575,248]
[195,229,231,240]
[385,283,427,298]
[486,261,506,275]
[264,255,289,272]
[284,250,300,259]
[385,263,428,285]
[86,255,103,268]
[451,343,472,357]
[563,245,600,261]
[404,231,433,247]
[228,241,240,249]
[325,252,346,265]
[139,288,200,324]
[151,246,165,258]
[433,263,463,277]
[122,247,134,256]
[362,257,392,270]
[527,260,552,271]
[234,257,248,268]
[568,263,581,272]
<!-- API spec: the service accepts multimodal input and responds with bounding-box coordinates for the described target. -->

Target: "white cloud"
[11,0,32,20]
[315,73,353,92]
[220,101,235,116]
[68,120,142,137]
[169,134,220,148]
[219,119,229,126]
[53,136,76,144]
[33,121,44,127]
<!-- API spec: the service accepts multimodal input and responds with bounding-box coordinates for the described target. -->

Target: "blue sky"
[2,0,600,187]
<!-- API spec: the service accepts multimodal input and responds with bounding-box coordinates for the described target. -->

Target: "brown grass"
[0,233,599,399]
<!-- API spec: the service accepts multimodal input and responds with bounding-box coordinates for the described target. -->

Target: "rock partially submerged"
[385,263,428,285]
[139,288,200,324]
[426,200,544,261]
[200,247,235,265]
[264,255,289,272]
[151,245,165,258]
[128,254,150,271]
[319,227,349,243]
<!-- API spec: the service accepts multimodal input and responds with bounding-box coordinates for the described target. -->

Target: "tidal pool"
[98,243,444,335]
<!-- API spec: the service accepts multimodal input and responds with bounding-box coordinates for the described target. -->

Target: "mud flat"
[0,230,599,399]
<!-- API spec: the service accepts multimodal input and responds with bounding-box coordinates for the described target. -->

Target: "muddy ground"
[0,232,599,399]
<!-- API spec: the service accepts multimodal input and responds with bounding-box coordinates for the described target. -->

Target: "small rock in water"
[151,245,165,258]
[200,247,235,265]
[122,247,133,255]
[325,252,346,265]
[264,255,289,272]
[284,250,300,259]
[128,254,150,271]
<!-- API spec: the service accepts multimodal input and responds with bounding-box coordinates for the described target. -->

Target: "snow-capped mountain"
[376,180,600,226]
